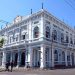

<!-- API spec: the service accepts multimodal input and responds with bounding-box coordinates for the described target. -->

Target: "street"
[0,69,75,75]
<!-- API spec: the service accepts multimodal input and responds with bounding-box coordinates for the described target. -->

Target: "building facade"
[0,9,75,69]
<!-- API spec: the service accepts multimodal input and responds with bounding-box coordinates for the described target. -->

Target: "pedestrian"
[10,61,13,72]
[5,62,7,71]
[5,61,9,71]
[38,61,40,67]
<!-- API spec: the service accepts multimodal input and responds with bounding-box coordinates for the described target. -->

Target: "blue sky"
[0,0,75,29]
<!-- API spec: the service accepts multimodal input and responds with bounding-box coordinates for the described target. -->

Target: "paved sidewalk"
[0,68,75,75]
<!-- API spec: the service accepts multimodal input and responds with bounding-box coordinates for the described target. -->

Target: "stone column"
[17,50,21,68]
[65,50,68,66]
[74,52,75,66]
[13,52,16,62]
[40,44,45,69]
[25,48,29,68]
[40,12,44,41]
[29,19,32,43]
[51,47,54,68]
[2,50,6,68]
[70,52,72,66]
[10,51,13,62]
[29,46,33,68]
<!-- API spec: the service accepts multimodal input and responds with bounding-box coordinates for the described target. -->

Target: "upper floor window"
[33,26,39,38]
[21,32,27,40]
[66,35,69,43]
[70,37,73,44]
[70,35,73,44]
[15,35,18,41]
[61,33,64,43]
[52,30,57,41]
[45,26,50,38]
[15,34,19,42]
[65,32,69,43]
[9,36,13,43]
[22,35,25,40]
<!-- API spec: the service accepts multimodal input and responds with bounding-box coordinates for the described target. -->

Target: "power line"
[69,0,75,5]
[0,19,11,29]
[73,0,75,2]
[64,0,75,11]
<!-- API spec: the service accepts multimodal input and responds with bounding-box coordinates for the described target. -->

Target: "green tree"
[0,38,4,48]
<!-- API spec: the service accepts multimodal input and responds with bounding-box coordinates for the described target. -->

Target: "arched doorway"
[32,47,41,67]
[71,53,74,66]
[62,51,65,66]
[6,52,11,63]
[54,50,58,67]
[21,52,25,66]
[67,52,70,66]
[14,53,18,66]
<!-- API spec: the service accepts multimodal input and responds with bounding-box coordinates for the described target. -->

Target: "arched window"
[66,33,69,43]
[54,50,58,61]
[45,26,50,38]
[70,37,73,44]
[33,26,39,38]
[62,51,65,61]
[52,30,57,41]
[66,36,69,43]
[61,33,64,43]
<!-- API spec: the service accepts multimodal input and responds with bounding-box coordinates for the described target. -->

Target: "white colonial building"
[0,9,75,69]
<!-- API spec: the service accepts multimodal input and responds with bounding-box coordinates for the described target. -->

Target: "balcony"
[4,40,28,47]
[61,42,75,49]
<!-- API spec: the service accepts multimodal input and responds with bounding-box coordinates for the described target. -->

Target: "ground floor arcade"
[0,44,75,69]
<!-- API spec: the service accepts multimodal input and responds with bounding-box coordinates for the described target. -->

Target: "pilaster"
[17,49,21,68]
[65,50,68,66]
[51,47,54,68]
[70,52,72,66]
[40,44,45,68]
[2,50,6,68]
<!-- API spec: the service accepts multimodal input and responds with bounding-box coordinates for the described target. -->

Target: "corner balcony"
[3,37,44,48]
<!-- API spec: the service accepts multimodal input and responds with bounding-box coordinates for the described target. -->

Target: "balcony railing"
[4,40,28,47]
[3,37,75,49]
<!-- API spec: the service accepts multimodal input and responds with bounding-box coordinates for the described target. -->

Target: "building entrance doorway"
[33,47,41,67]
[71,53,74,66]
[14,53,18,66]
[6,52,11,63]
[21,52,25,66]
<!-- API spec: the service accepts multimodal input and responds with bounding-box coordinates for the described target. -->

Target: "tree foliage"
[0,38,4,48]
